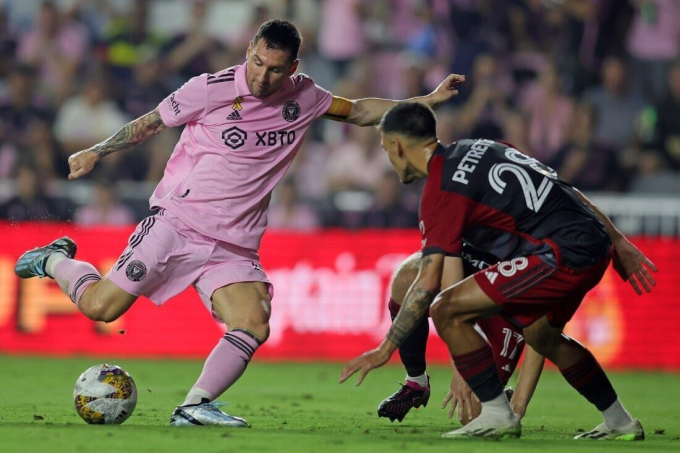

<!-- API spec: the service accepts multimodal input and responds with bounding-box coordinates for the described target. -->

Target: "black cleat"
[15,236,77,279]
[377,378,430,423]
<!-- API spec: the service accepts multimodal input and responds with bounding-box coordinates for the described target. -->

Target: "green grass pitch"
[0,355,678,452]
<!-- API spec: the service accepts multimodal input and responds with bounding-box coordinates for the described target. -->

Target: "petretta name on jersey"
[451,138,495,185]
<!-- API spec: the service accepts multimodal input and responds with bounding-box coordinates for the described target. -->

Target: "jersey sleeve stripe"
[207,78,234,85]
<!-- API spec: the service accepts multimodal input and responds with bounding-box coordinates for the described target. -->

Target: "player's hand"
[441,373,475,422]
[612,236,657,295]
[339,347,391,386]
[68,149,99,180]
[427,74,466,106]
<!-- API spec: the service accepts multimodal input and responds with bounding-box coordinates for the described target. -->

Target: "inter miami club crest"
[282,101,300,122]
[126,260,147,282]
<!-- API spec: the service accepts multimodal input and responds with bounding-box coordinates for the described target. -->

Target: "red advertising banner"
[0,223,678,370]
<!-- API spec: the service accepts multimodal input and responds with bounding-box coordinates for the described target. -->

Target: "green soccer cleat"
[574,419,645,441]
[14,236,77,279]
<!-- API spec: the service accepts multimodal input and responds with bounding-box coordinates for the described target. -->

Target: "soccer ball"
[73,364,137,424]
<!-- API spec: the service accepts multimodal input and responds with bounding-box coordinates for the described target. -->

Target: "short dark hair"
[380,102,437,141]
[253,20,302,63]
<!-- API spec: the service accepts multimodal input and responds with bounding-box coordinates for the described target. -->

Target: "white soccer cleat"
[169,401,249,427]
[442,411,521,439]
[574,419,645,441]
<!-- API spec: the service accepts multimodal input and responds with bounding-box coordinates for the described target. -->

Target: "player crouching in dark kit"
[378,245,545,425]
[340,102,657,440]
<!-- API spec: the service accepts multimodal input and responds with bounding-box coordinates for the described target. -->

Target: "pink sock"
[53,259,102,306]
[186,330,261,404]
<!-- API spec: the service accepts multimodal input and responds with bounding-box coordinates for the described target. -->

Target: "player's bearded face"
[246,40,297,98]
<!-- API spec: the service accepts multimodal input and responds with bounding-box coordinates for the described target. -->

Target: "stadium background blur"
[1,2,680,449]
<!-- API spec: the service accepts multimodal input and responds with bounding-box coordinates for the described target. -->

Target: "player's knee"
[390,253,421,304]
[79,285,125,323]
[430,296,456,328]
[84,298,122,323]
[233,319,270,344]
[431,289,474,330]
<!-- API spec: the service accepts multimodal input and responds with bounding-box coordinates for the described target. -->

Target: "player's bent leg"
[432,277,520,439]
[378,252,431,422]
[211,281,272,342]
[523,316,643,441]
[15,236,138,323]
[171,281,271,428]
[77,279,138,323]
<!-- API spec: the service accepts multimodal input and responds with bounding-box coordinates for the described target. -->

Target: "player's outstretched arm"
[510,346,545,420]
[324,74,465,127]
[339,253,444,386]
[67,108,167,180]
[573,188,657,294]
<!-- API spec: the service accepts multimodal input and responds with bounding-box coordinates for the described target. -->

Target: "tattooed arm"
[67,108,167,179]
[385,253,444,347]
[339,253,445,385]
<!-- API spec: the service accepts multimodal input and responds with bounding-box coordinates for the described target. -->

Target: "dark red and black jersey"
[420,139,611,270]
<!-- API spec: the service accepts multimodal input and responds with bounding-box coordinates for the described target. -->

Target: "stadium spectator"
[17,1,89,104]
[288,138,329,204]
[163,0,223,84]
[0,65,52,147]
[0,163,61,221]
[361,171,418,229]
[318,0,367,76]
[553,102,619,191]
[268,179,320,231]
[0,8,18,82]
[25,119,68,182]
[626,0,680,103]
[653,60,680,170]
[74,179,136,226]
[521,64,574,165]
[454,54,510,140]
[121,52,169,120]
[54,78,129,156]
[101,0,165,91]
[585,56,645,152]
[325,125,391,194]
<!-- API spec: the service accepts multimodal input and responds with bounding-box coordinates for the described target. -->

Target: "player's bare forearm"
[573,188,623,242]
[510,346,545,417]
[343,95,444,127]
[323,74,465,126]
[67,109,167,180]
[382,254,443,351]
[90,108,166,158]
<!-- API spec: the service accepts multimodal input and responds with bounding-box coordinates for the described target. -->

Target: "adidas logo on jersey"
[227,110,242,121]
[485,271,498,284]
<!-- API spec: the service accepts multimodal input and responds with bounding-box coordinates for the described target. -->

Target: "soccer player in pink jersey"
[15,20,465,427]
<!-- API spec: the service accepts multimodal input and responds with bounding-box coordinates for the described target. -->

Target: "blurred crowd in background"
[0,0,679,230]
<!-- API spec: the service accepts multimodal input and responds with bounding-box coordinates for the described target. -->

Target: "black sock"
[560,349,617,411]
[389,298,428,377]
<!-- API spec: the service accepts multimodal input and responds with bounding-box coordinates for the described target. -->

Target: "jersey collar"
[235,62,250,98]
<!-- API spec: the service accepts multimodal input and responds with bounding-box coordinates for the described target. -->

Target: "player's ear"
[394,138,405,158]
[288,59,299,76]
[246,41,253,60]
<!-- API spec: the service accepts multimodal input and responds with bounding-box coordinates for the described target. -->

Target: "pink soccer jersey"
[154,63,333,249]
